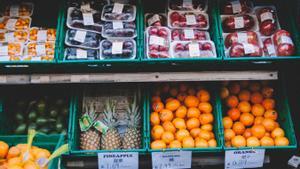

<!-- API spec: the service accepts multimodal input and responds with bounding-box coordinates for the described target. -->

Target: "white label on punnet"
[113,21,124,29]
[260,12,274,22]
[74,30,87,43]
[112,41,123,54]
[182,0,193,8]
[83,13,94,26]
[148,14,160,26]
[5,32,15,42]
[231,0,242,14]
[36,44,46,55]
[267,45,276,55]
[189,43,200,57]
[112,3,124,14]
[237,32,248,43]
[243,43,255,54]
[5,19,17,30]
[149,36,165,46]
[184,29,195,39]
[234,16,244,29]
[0,46,8,56]
[37,30,47,41]
[10,5,19,17]
[280,36,294,45]
[186,15,197,25]
[76,49,88,59]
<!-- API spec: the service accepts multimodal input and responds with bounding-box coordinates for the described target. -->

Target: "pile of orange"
[221,81,289,148]
[150,83,217,149]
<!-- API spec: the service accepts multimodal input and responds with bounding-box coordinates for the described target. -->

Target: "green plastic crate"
[140,0,222,64]
[147,83,223,152]
[219,80,297,151]
[217,0,300,62]
[69,85,148,156]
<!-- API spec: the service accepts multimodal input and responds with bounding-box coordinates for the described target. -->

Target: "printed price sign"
[98,152,139,169]
[225,149,265,169]
[152,151,192,169]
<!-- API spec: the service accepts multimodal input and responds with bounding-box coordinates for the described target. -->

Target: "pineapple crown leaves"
[102,99,119,128]
[83,102,99,122]
[126,93,141,128]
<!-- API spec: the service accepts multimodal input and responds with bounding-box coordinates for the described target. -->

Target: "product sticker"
[184,29,195,39]
[149,36,165,46]
[112,3,124,14]
[76,49,88,59]
[260,12,274,22]
[83,13,94,26]
[36,44,46,55]
[148,14,160,26]
[231,0,242,14]
[237,32,248,43]
[74,30,87,43]
[5,19,17,30]
[182,0,193,9]
[79,113,93,131]
[243,43,255,54]
[279,36,294,45]
[0,46,8,56]
[112,41,123,54]
[234,16,245,29]
[186,15,197,25]
[5,32,15,42]
[113,21,124,29]
[10,5,19,17]
[37,30,47,42]
[93,120,109,134]
[189,43,200,57]
[266,45,276,56]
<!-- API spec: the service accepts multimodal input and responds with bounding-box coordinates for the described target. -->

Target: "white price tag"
[280,36,294,45]
[83,13,94,26]
[186,15,197,25]
[260,12,274,22]
[76,49,88,59]
[267,45,276,55]
[148,14,160,26]
[189,43,200,57]
[113,21,124,29]
[182,0,193,9]
[37,30,48,42]
[243,43,255,54]
[237,33,248,43]
[5,32,15,42]
[112,3,124,14]
[0,46,9,56]
[36,44,46,55]
[288,156,300,168]
[149,36,166,46]
[10,5,19,17]
[184,29,195,39]
[5,19,17,30]
[231,0,242,14]
[74,30,87,43]
[98,152,139,169]
[112,41,123,54]
[152,151,192,169]
[225,149,265,169]
[234,16,245,29]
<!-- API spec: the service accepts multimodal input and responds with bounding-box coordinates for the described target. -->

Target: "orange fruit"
[225,141,232,147]
[175,106,187,118]
[195,137,208,148]
[260,136,274,146]
[254,116,264,125]
[182,136,195,148]
[251,125,266,139]
[262,98,275,110]
[231,135,246,148]
[251,104,265,117]
[274,122,280,128]
[226,95,239,108]
[186,118,200,130]
[177,92,187,102]
[249,82,261,92]
[159,109,174,122]
[265,132,271,137]
[187,107,201,118]
[262,118,276,132]
[210,132,215,139]
[229,82,241,95]
[220,87,229,99]
[198,102,213,114]
[240,113,254,127]
[151,140,167,149]
[196,89,210,102]
[232,122,245,135]
[166,97,175,103]
[201,124,213,131]
[175,129,190,142]
[6,146,20,159]
[250,92,263,104]
[190,128,202,138]
[184,95,199,108]
[166,99,181,111]
[161,131,175,144]
[227,108,241,121]
[0,141,8,159]
[238,101,251,114]
[240,81,249,88]
[152,96,161,103]
[179,83,188,92]
[246,137,260,147]
[187,88,196,95]
[199,113,214,125]
[243,128,252,138]
[162,121,176,133]
[151,125,165,140]
[274,137,289,146]
[223,116,233,129]
[271,128,285,138]
[208,139,217,147]
[261,87,274,98]
[169,140,182,148]
[7,157,22,167]
[152,102,164,112]
[150,112,160,126]
[172,118,186,129]
[224,129,236,141]
[23,161,39,169]
[264,109,278,120]
[238,90,251,101]
[199,130,212,141]
[170,87,179,97]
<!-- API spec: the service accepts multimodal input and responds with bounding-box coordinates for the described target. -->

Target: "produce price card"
[152,151,192,169]
[98,152,138,169]
[225,149,265,169]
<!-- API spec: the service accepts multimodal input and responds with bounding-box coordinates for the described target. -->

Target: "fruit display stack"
[145,0,217,59]
[150,83,218,149]
[78,87,142,151]
[220,81,290,148]
[64,0,137,60]
[221,0,295,58]
[0,1,57,61]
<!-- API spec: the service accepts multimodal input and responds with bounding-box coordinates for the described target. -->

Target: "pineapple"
[80,103,101,150]
[123,95,142,149]
[101,100,122,150]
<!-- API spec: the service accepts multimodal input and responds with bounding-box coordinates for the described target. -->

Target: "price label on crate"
[225,149,265,169]
[152,151,192,169]
[98,152,139,169]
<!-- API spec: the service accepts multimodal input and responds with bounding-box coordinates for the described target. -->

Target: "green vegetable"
[38,127,51,134]
[50,109,58,118]
[28,123,37,130]
[56,123,63,131]
[36,100,46,114]
[28,111,37,121]
[36,118,48,126]
[15,113,24,123]
[15,124,27,134]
